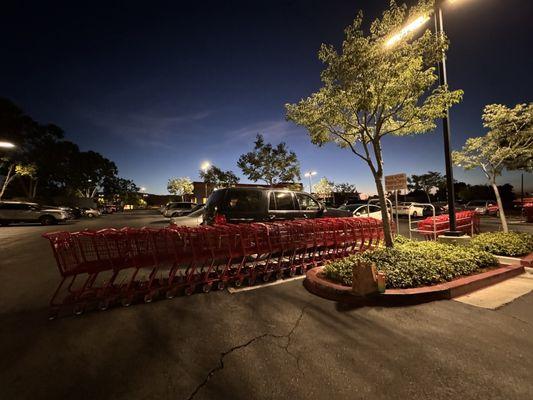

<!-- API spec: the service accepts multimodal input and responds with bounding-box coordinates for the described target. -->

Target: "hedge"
[470,231,533,257]
[323,237,498,289]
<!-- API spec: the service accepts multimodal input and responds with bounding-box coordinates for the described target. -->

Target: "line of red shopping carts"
[42,217,384,318]
[415,211,480,240]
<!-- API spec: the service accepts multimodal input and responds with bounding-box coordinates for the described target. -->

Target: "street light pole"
[304,171,317,193]
[200,161,211,202]
[434,4,461,235]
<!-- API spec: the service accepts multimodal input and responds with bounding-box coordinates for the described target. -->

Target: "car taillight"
[214,213,227,224]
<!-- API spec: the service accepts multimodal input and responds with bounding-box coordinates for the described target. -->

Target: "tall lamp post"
[200,161,211,201]
[434,2,461,235]
[304,170,317,193]
[386,0,469,236]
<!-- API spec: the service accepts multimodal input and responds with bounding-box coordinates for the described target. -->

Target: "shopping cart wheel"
[121,296,133,307]
[289,268,296,277]
[234,278,243,288]
[165,289,177,299]
[48,308,59,321]
[73,303,85,316]
[300,265,307,274]
[185,285,195,296]
[217,281,225,291]
[262,272,271,282]
[98,299,110,311]
[202,283,212,293]
[275,271,283,280]
[143,293,153,303]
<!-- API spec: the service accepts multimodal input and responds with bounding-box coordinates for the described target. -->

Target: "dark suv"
[204,187,351,224]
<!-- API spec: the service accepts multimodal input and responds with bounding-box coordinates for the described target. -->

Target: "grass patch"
[470,231,533,257]
[323,237,498,289]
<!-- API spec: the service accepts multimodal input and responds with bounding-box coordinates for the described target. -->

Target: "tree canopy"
[167,177,194,200]
[453,102,533,232]
[199,165,240,188]
[407,171,444,203]
[313,177,334,199]
[285,0,463,246]
[237,134,300,186]
[0,97,131,201]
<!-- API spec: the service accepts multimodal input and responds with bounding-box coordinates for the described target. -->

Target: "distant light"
[385,15,430,47]
[0,141,16,149]
[304,171,317,177]
[200,161,211,171]
[140,187,146,192]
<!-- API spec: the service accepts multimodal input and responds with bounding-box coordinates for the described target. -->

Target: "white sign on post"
[385,173,407,192]
[385,173,407,235]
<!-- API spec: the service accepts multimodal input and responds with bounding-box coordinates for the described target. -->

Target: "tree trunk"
[425,190,431,204]
[491,182,508,233]
[0,164,15,200]
[31,179,38,198]
[374,173,394,247]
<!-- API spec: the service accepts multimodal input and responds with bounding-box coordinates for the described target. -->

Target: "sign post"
[385,173,407,235]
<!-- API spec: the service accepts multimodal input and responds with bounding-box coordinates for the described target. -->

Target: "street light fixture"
[200,161,211,200]
[385,15,430,47]
[385,0,467,235]
[304,171,317,193]
[0,141,16,149]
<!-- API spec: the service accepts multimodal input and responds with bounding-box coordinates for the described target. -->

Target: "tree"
[237,134,301,186]
[407,171,444,203]
[483,103,533,171]
[16,164,38,199]
[67,151,118,198]
[453,103,533,233]
[333,182,358,193]
[199,165,240,189]
[167,177,194,201]
[286,0,462,246]
[102,177,139,204]
[313,177,334,200]
[0,98,64,199]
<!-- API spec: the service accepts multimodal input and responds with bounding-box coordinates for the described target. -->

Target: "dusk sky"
[2,0,532,194]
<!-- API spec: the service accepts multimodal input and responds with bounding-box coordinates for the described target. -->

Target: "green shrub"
[471,232,533,257]
[323,239,498,289]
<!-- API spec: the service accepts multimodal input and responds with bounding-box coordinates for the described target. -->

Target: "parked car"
[162,202,198,218]
[0,201,70,226]
[170,205,205,227]
[81,207,101,218]
[392,202,426,218]
[42,205,83,219]
[337,203,383,219]
[203,187,351,225]
[421,203,447,217]
[463,200,499,215]
[101,204,118,214]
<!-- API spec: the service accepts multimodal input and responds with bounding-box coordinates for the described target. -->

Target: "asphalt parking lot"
[1,211,532,400]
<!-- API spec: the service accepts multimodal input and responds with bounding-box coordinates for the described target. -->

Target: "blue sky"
[1,0,531,194]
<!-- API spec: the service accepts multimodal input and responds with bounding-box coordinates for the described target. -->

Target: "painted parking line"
[228,275,305,294]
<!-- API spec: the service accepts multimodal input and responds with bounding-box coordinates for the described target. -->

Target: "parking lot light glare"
[385,15,430,47]
[200,161,211,171]
[0,141,16,149]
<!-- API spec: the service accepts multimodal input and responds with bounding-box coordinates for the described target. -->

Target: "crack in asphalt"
[185,306,307,400]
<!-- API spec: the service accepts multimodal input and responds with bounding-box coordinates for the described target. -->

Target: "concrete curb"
[494,252,533,268]
[304,264,525,306]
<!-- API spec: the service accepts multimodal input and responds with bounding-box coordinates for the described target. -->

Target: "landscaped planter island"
[304,233,532,306]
